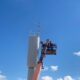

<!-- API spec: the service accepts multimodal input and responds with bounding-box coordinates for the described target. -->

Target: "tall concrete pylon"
[27,35,40,80]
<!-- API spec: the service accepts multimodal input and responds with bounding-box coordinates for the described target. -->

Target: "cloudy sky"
[0,0,80,80]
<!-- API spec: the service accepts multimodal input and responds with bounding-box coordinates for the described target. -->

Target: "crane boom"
[32,63,42,80]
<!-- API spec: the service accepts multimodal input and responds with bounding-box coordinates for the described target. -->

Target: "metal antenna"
[36,23,41,36]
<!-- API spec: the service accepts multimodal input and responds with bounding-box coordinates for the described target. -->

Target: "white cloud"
[41,75,80,80]
[50,65,58,72]
[0,74,7,80]
[64,76,74,80]
[57,76,74,80]
[78,77,80,80]
[57,78,63,80]
[73,51,80,56]
[41,76,53,80]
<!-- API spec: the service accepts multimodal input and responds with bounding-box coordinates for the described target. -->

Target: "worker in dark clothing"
[49,41,57,49]
[45,40,57,55]
[38,41,48,69]
[39,39,51,62]
[38,41,46,61]
[49,41,57,55]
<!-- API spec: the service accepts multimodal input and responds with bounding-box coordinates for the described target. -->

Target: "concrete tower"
[27,35,40,80]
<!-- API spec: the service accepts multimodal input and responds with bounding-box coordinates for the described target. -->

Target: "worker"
[49,41,57,55]
[40,39,51,60]
[49,41,56,49]
[38,41,46,60]
[38,41,47,69]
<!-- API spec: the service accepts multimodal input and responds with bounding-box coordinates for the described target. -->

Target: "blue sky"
[0,0,80,80]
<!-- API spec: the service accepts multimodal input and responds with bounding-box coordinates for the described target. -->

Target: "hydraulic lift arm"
[32,63,42,80]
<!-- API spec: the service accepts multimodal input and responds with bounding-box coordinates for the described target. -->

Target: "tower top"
[29,23,41,37]
[36,23,41,36]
